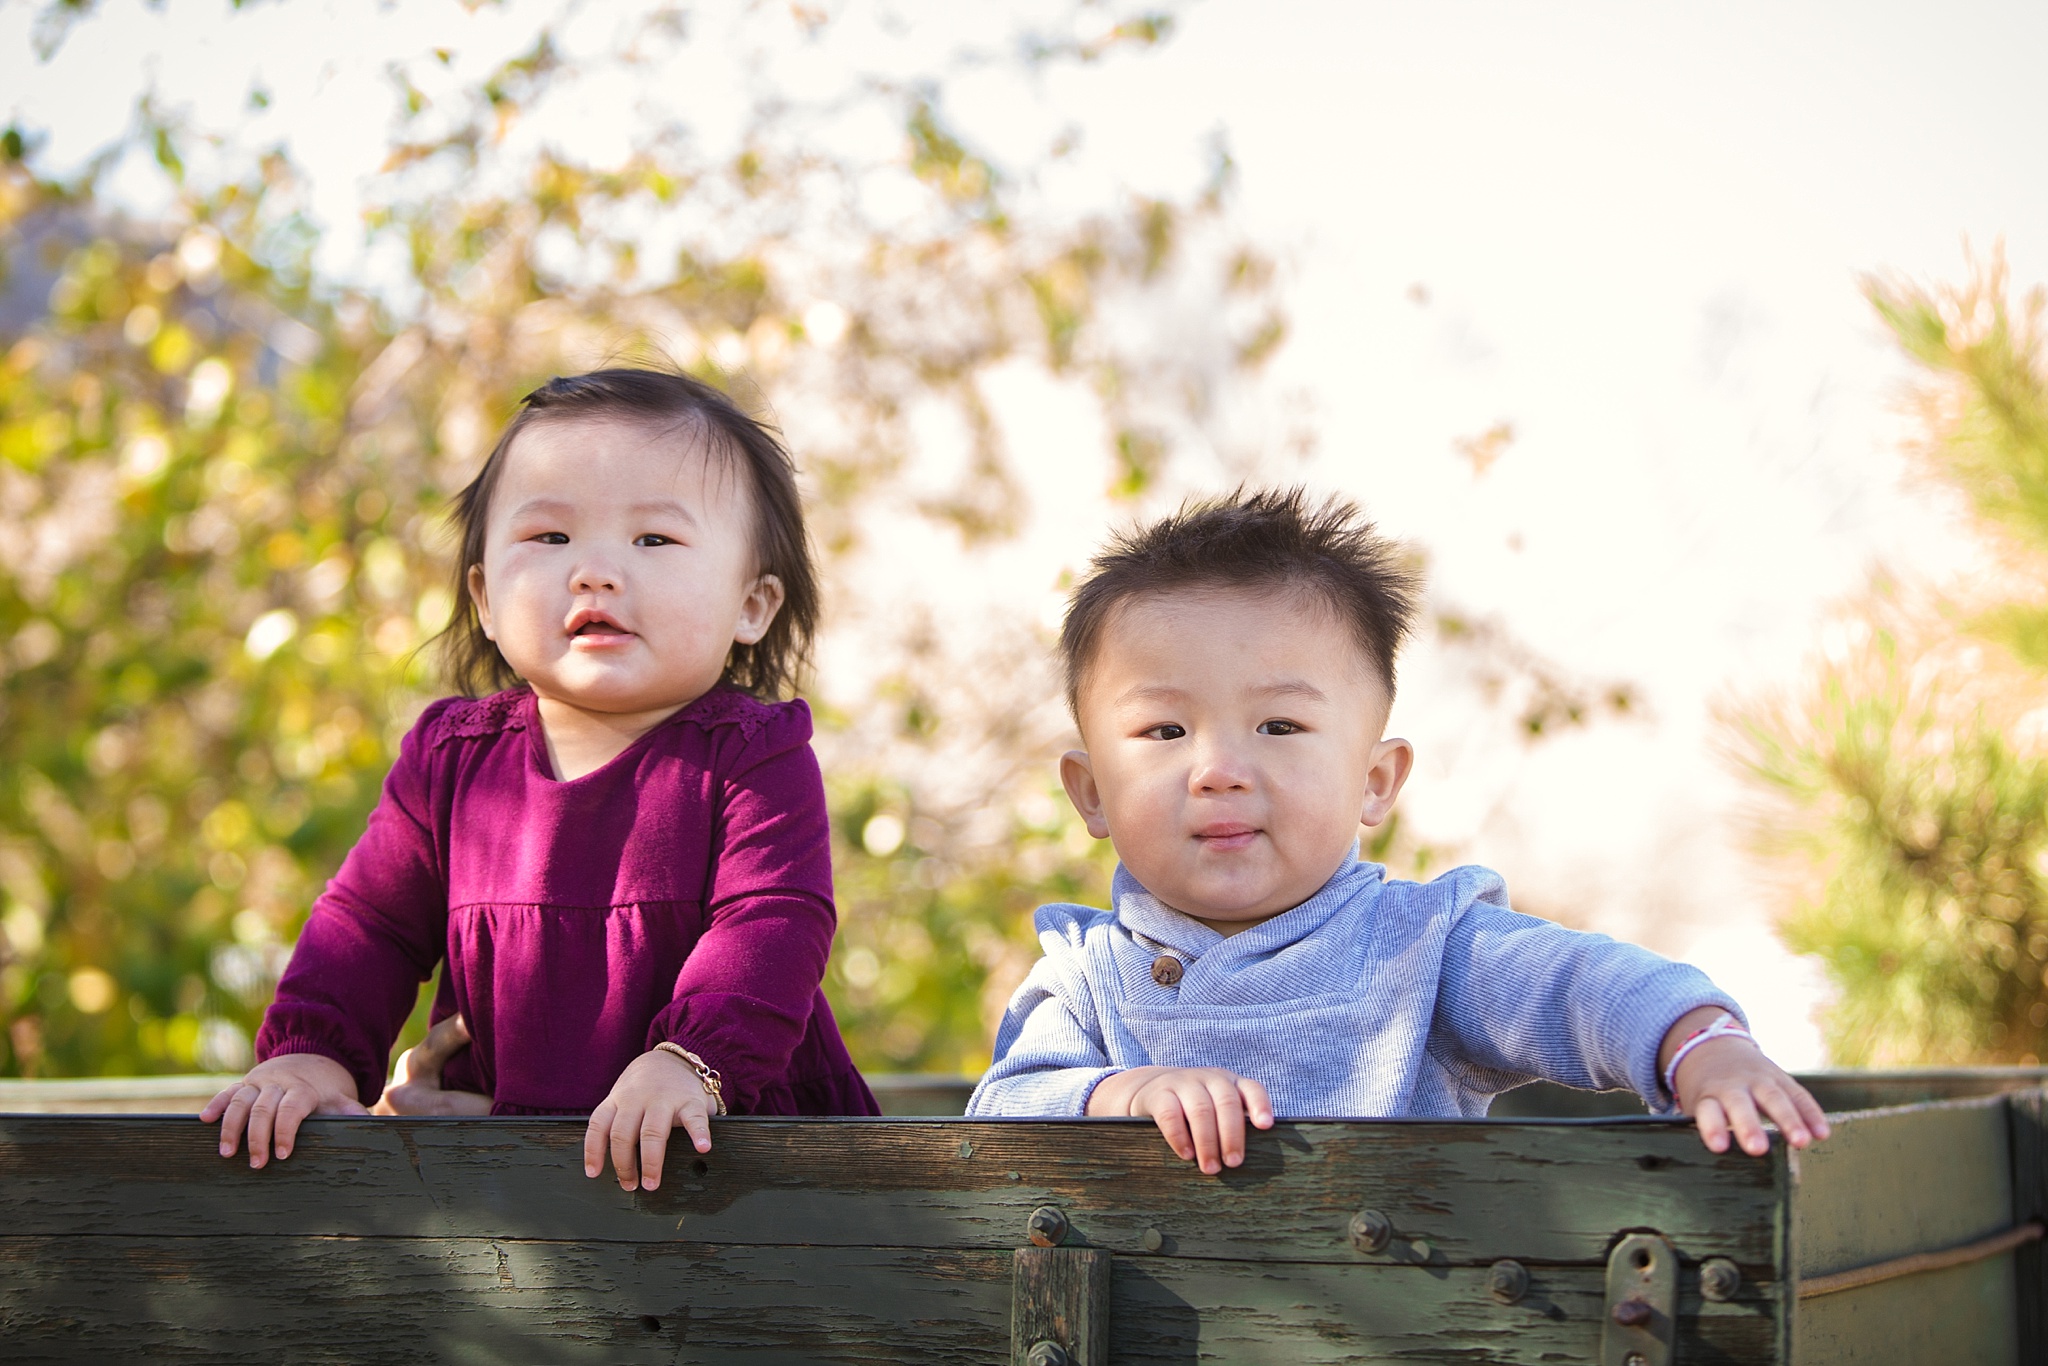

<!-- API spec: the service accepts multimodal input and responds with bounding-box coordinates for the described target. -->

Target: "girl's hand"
[200,1052,369,1168]
[583,1047,718,1191]
[1661,1007,1832,1156]
[374,1012,493,1116]
[1086,1066,1275,1175]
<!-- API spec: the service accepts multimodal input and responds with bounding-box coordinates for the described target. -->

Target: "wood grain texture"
[1792,1255,2019,1366]
[1011,1247,1110,1365]
[2009,1087,2046,1360]
[1792,1095,2012,1279]
[0,1236,1780,1366]
[0,1115,1783,1269]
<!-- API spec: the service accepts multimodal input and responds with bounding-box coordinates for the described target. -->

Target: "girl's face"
[467,417,784,719]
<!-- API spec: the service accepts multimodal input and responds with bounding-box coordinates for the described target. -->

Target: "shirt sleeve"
[255,704,453,1105]
[1428,871,1743,1114]
[648,706,838,1113]
[966,926,1120,1117]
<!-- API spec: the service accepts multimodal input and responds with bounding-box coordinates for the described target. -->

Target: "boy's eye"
[634,534,674,547]
[1256,719,1303,736]
[532,531,569,545]
[1142,723,1187,741]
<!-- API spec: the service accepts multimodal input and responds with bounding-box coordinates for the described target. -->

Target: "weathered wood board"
[0,1093,2037,1364]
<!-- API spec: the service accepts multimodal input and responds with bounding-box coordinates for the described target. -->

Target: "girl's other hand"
[200,1052,368,1168]
[373,1013,493,1116]
[583,1047,718,1191]
[1086,1065,1275,1175]
[1661,1006,1833,1156]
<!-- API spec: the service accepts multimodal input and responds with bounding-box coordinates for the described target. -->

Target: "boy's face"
[1061,588,1413,934]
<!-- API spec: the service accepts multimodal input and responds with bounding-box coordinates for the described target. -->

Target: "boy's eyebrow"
[1256,678,1329,702]
[1110,679,1331,706]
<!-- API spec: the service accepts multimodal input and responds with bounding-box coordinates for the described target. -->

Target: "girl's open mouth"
[566,609,634,642]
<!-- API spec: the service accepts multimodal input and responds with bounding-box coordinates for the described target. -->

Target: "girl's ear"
[732,573,785,646]
[1359,736,1415,828]
[466,565,495,641]
[1060,749,1112,840]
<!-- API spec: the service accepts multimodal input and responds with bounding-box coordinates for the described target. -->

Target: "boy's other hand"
[200,1052,368,1168]
[373,1012,493,1116]
[583,1047,718,1192]
[1662,1007,1832,1156]
[1087,1066,1275,1174]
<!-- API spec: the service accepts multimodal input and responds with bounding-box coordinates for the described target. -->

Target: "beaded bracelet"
[654,1041,728,1116]
[1661,1013,1753,1098]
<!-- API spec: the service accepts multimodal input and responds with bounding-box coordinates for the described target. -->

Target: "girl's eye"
[1142,723,1187,741]
[532,532,569,545]
[1257,719,1303,736]
[634,534,674,547]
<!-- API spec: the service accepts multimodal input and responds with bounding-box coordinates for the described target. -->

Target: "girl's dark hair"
[436,367,819,701]
[1060,486,1418,713]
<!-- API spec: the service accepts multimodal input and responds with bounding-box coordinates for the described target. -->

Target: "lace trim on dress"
[678,686,775,740]
[426,688,532,748]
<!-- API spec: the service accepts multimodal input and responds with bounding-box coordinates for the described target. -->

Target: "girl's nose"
[571,561,620,593]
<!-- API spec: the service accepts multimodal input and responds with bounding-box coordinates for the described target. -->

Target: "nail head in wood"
[1348,1208,1393,1254]
[1027,1205,1070,1248]
[1488,1258,1529,1304]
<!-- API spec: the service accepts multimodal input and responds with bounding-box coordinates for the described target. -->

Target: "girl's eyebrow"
[505,497,699,526]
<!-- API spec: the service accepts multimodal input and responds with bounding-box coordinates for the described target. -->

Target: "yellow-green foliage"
[1737,256,2048,1065]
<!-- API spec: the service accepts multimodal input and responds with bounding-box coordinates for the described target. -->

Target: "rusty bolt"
[1700,1257,1741,1302]
[1487,1259,1529,1305]
[1027,1205,1070,1248]
[1348,1209,1393,1254]
[1611,1299,1654,1328]
[1026,1341,1072,1366]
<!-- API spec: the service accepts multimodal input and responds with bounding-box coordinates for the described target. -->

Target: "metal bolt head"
[1699,1256,1741,1302]
[1141,1227,1164,1252]
[1625,1355,1647,1366]
[1026,1205,1070,1248]
[1026,1341,1072,1366]
[1487,1258,1529,1305]
[1348,1208,1393,1254]
[1611,1298,1654,1328]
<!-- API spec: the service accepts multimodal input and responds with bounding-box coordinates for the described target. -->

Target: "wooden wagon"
[1,1070,2042,1363]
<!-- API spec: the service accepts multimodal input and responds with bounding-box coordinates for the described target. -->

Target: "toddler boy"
[967,488,1828,1172]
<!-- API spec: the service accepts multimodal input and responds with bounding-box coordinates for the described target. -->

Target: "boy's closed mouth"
[565,608,635,645]
[1194,822,1260,851]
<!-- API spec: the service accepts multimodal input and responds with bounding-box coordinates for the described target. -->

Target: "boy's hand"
[583,1047,718,1192]
[1661,1007,1832,1156]
[1087,1066,1275,1175]
[200,1052,368,1168]
[373,1012,493,1116]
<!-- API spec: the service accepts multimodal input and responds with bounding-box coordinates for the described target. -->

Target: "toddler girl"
[204,367,878,1191]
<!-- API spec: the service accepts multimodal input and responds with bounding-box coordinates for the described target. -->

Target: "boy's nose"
[1189,745,1253,794]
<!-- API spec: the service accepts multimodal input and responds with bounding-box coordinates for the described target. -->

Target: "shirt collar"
[1112,847,1382,959]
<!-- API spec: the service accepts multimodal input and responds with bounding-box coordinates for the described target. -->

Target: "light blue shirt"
[967,856,1739,1119]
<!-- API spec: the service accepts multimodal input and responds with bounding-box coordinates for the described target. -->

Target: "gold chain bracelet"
[653,1041,728,1116]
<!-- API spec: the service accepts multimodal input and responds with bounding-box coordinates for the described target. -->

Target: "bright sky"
[9,0,2048,1065]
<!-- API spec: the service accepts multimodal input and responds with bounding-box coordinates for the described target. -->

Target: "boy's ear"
[1359,736,1415,828]
[1059,749,1113,840]
[466,565,496,641]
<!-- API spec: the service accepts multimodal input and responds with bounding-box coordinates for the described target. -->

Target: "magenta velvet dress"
[256,685,878,1117]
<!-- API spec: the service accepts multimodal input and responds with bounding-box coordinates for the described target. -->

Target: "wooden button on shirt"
[1150,955,1184,987]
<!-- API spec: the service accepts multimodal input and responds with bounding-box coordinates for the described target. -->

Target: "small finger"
[1789,1083,1832,1143]
[215,1085,257,1157]
[1179,1088,1222,1174]
[611,1105,644,1189]
[273,1087,318,1161]
[200,1086,237,1125]
[583,1102,618,1179]
[1207,1077,1247,1169]
[1694,1096,1731,1154]
[1150,1095,1195,1162]
[1721,1090,1770,1156]
[680,1105,712,1155]
[1754,1084,1810,1148]
[246,1085,282,1169]
[639,1113,674,1191]
[1240,1077,1275,1129]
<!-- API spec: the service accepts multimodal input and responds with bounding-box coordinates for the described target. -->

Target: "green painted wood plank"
[1793,1256,2018,1366]
[0,1236,1780,1366]
[2008,1087,2046,1359]
[0,1115,1783,1269]
[1792,1095,2012,1279]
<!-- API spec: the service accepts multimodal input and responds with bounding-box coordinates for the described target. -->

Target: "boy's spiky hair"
[1060,486,1419,713]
